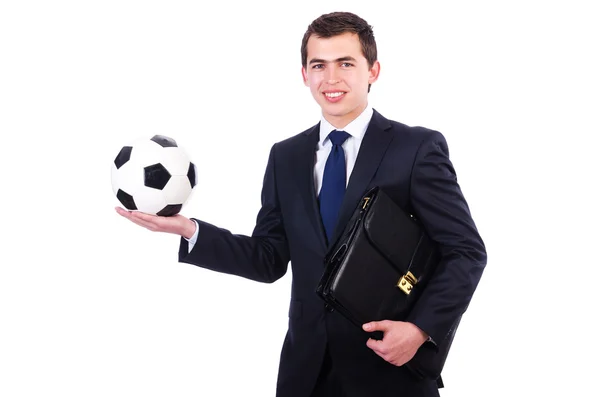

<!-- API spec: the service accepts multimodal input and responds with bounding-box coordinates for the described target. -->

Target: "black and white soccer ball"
[111,135,197,216]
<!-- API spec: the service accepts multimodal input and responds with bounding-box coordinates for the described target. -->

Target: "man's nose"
[326,66,340,84]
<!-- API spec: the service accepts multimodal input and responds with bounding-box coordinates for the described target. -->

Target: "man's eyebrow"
[308,56,357,65]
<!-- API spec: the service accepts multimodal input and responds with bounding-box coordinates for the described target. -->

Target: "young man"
[116,11,486,397]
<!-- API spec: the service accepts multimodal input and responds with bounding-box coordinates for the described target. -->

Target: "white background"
[1,1,599,396]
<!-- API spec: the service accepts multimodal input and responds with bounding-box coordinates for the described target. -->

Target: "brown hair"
[301,12,377,69]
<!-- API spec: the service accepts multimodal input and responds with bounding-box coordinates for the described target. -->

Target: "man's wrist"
[181,218,197,240]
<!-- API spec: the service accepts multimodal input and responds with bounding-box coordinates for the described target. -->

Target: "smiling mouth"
[323,92,346,102]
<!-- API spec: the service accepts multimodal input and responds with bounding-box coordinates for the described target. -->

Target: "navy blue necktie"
[319,130,351,243]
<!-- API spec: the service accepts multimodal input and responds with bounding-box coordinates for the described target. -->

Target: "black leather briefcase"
[316,186,459,381]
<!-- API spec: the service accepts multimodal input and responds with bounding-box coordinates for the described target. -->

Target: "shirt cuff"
[184,219,199,252]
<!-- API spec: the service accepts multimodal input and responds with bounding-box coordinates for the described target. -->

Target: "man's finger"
[363,320,390,332]
[366,338,386,354]
[115,207,130,217]
[129,211,159,223]
[116,207,161,231]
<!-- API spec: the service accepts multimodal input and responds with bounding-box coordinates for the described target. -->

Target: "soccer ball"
[111,135,197,216]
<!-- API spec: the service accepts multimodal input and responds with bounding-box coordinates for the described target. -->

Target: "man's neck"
[322,103,368,130]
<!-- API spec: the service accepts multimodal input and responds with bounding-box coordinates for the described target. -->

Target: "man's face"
[302,32,380,128]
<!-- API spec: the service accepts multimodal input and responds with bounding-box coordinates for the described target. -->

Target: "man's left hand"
[362,320,428,366]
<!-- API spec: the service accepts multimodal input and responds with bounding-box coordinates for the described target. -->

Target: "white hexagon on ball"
[111,135,198,216]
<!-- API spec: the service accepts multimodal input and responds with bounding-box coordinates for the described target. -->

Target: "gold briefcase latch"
[397,271,417,295]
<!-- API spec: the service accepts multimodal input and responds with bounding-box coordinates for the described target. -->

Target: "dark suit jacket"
[178,109,487,397]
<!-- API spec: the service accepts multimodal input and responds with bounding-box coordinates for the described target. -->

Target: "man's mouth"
[323,91,346,102]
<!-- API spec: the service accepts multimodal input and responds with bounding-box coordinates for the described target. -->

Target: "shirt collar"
[319,105,373,145]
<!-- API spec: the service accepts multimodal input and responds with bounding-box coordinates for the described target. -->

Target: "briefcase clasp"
[398,271,417,295]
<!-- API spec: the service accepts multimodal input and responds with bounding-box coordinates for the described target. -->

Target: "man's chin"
[321,103,347,116]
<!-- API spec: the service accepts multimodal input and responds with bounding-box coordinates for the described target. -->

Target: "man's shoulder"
[376,110,446,144]
[272,122,319,149]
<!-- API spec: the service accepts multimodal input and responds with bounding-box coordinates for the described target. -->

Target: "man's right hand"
[115,207,197,239]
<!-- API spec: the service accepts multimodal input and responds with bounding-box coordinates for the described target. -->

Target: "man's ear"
[301,66,309,87]
[368,60,381,85]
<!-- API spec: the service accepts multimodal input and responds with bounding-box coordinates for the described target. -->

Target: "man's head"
[301,12,380,128]
[301,12,378,72]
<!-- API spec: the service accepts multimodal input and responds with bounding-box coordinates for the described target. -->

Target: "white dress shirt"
[185,105,374,251]
[314,105,373,195]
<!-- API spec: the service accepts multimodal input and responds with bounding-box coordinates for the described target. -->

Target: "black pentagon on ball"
[157,204,183,217]
[187,162,197,189]
[117,189,137,210]
[114,146,133,169]
[151,135,178,148]
[144,163,171,190]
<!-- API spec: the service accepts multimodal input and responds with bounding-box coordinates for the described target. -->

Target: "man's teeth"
[325,92,344,98]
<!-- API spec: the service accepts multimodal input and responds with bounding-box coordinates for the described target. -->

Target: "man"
[116,11,487,397]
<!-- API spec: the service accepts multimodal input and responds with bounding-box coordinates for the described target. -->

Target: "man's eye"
[341,62,353,67]
[312,64,324,69]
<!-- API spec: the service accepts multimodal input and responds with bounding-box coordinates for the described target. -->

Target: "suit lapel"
[330,110,393,244]
[297,123,328,251]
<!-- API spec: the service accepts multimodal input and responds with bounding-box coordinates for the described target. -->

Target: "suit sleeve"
[405,130,487,344]
[178,144,291,283]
